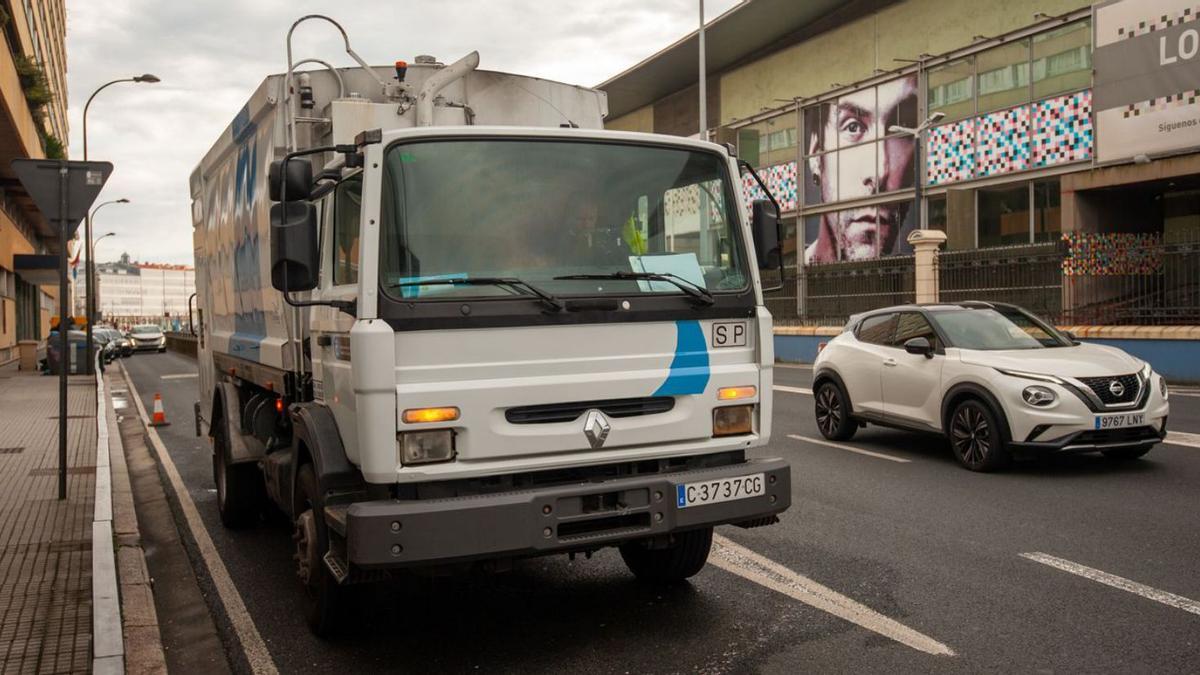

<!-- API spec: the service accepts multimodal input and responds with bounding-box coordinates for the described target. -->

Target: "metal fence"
[798,254,915,325]
[1062,234,1200,326]
[939,242,1065,320]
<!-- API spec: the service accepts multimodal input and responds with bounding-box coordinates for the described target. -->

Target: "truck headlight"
[399,430,455,465]
[1021,386,1057,407]
[713,405,753,437]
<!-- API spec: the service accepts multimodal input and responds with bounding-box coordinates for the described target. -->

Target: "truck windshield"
[379,139,748,301]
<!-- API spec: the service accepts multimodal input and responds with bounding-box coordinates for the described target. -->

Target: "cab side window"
[892,312,939,350]
[333,175,363,285]
[856,313,897,345]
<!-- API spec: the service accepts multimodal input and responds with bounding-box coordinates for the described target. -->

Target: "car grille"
[506,396,675,424]
[1077,374,1140,405]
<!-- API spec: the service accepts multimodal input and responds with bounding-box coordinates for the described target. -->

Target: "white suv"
[812,302,1169,471]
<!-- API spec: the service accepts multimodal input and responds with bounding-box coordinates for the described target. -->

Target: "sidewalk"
[0,365,96,673]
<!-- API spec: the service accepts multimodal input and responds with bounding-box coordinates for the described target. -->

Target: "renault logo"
[1109,380,1125,397]
[583,410,611,449]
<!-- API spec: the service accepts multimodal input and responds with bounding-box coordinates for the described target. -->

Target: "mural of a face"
[807,76,917,262]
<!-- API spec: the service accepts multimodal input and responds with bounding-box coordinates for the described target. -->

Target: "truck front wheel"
[619,527,713,582]
[214,419,263,528]
[294,464,345,636]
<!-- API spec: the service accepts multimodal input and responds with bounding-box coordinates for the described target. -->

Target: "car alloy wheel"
[951,404,991,466]
[815,386,843,438]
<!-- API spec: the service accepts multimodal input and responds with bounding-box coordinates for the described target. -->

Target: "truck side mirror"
[750,199,781,270]
[270,202,319,292]
[269,158,313,202]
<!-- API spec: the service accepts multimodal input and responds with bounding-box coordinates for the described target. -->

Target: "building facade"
[82,252,196,329]
[0,0,69,368]
[600,0,1200,325]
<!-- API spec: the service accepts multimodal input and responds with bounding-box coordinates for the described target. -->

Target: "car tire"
[213,418,264,529]
[948,398,1010,472]
[295,464,347,636]
[619,527,713,582]
[814,380,857,441]
[1101,444,1153,461]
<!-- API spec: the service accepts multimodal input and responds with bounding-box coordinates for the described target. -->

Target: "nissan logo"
[1108,380,1126,397]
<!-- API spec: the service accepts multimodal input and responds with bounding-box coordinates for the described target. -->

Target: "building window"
[1032,19,1091,99]
[1033,178,1061,242]
[977,183,1031,248]
[976,38,1030,113]
[738,114,797,169]
[927,195,947,231]
[928,57,975,122]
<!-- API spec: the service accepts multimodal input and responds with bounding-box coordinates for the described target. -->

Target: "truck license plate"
[677,473,764,509]
[1094,413,1145,430]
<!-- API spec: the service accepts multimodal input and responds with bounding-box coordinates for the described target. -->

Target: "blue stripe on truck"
[653,320,710,396]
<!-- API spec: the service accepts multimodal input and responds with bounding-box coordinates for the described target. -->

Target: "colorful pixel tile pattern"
[926,89,1093,186]
[1061,231,1162,276]
[976,105,1031,177]
[741,161,798,213]
[926,119,975,186]
[1033,90,1093,166]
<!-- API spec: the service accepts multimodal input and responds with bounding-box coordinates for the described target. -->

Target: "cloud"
[66,0,738,265]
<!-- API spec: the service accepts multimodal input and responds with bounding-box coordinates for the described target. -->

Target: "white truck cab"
[190,18,789,635]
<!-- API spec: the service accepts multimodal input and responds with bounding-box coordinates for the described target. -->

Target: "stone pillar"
[907,229,948,304]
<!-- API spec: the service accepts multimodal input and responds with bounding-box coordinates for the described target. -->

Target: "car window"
[333,175,362,286]
[856,313,897,345]
[995,306,1068,347]
[892,312,939,350]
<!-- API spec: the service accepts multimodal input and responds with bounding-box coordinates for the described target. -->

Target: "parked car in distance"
[127,324,167,353]
[812,301,1170,471]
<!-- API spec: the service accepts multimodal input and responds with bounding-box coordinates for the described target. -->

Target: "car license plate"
[1094,413,1145,430]
[677,473,764,509]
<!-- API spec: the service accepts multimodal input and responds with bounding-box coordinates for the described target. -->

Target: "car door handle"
[884,358,897,367]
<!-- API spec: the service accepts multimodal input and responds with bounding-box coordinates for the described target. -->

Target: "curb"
[92,359,168,674]
[92,354,123,674]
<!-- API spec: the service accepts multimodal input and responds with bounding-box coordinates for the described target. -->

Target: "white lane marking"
[122,366,279,675]
[1021,552,1200,617]
[160,373,199,380]
[788,434,912,463]
[711,534,955,656]
[1164,430,1200,448]
[773,385,813,396]
[775,363,813,370]
[1167,389,1200,398]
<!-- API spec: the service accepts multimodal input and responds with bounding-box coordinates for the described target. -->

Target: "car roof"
[851,301,1021,322]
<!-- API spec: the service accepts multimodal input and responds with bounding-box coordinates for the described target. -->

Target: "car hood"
[957,343,1143,377]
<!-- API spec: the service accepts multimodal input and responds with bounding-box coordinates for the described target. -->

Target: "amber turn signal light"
[717,386,757,401]
[402,407,460,424]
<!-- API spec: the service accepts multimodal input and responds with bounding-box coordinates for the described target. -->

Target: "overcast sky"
[65,0,739,265]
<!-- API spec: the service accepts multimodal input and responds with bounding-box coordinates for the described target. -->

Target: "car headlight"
[996,368,1065,384]
[1159,375,1168,400]
[1021,385,1057,407]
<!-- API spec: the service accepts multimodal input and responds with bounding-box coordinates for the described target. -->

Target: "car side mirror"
[269,158,313,202]
[1064,330,1080,345]
[750,199,781,270]
[270,202,319,292]
[904,336,934,358]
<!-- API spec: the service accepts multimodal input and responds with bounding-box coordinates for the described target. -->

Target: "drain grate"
[0,447,24,454]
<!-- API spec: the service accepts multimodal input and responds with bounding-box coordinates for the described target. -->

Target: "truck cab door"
[310,175,362,462]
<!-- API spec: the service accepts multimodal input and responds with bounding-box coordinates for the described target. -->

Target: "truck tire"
[619,527,713,582]
[294,464,345,636]
[214,419,264,528]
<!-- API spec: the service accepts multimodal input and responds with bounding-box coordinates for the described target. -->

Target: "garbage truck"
[190,16,790,634]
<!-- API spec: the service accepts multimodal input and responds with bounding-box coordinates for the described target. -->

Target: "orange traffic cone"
[149,392,170,427]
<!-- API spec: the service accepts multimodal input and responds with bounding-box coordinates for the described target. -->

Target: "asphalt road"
[120,352,1200,673]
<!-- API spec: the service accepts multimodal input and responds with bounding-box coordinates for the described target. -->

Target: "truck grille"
[1077,374,1140,405]
[505,396,675,425]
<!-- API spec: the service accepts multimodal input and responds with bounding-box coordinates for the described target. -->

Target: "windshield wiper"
[390,277,564,312]
[553,271,714,306]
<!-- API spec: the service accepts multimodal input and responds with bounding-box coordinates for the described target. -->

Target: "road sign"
[10,159,112,500]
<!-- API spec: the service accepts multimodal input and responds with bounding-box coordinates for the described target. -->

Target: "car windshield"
[131,326,159,334]
[378,139,747,301]
[930,307,1069,350]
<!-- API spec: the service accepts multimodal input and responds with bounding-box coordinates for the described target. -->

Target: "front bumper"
[131,340,164,351]
[338,457,790,569]
[1010,419,1167,455]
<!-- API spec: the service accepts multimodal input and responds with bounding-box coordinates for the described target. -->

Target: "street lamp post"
[92,231,116,323]
[82,74,159,371]
[889,111,945,232]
